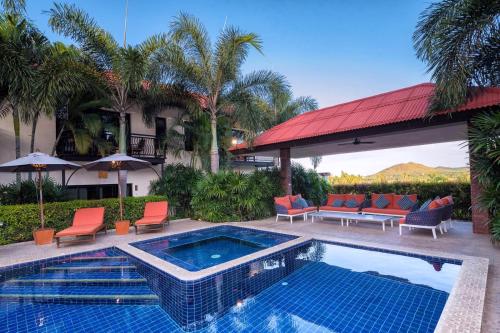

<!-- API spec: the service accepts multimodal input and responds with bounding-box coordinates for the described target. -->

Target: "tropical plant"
[260,88,318,127]
[414,0,500,111]
[0,176,66,205]
[156,13,288,172]
[468,110,500,240]
[149,163,203,217]
[291,163,331,206]
[51,92,113,156]
[0,1,95,182]
[48,3,183,194]
[191,170,282,222]
[310,156,322,171]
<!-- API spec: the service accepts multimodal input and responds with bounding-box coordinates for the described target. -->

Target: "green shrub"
[191,171,282,222]
[331,182,471,220]
[0,195,166,245]
[149,164,203,217]
[292,163,332,205]
[0,177,67,205]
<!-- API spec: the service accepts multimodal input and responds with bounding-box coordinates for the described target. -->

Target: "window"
[65,184,132,200]
[184,121,194,152]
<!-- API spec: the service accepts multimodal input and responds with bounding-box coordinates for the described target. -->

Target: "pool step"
[0,285,159,305]
[6,277,147,285]
[46,260,132,268]
[42,265,137,272]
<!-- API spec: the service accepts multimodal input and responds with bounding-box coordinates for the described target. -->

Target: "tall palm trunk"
[12,107,22,186]
[117,90,128,198]
[51,123,65,156]
[210,113,219,173]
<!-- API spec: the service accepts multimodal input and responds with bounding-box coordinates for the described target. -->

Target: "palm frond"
[48,3,119,69]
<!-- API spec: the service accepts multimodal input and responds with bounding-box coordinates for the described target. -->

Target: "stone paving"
[0,217,498,332]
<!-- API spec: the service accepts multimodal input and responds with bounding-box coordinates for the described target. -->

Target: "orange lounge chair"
[134,201,169,234]
[55,207,106,248]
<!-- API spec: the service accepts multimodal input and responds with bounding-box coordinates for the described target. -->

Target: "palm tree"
[156,13,288,172]
[310,156,322,171]
[1,1,90,183]
[260,88,318,127]
[48,2,176,194]
[413,0,500,112]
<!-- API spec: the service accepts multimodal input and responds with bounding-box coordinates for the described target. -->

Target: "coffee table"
[309,211,396,231]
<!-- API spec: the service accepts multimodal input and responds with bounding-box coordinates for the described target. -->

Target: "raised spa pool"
[130,225,298,271]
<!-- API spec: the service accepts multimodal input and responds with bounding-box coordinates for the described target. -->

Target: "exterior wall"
[0,105,199,196]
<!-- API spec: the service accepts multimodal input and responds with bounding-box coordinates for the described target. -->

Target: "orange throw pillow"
[442,195,454,205]
[274,196,292,210]
[428,200,442,210]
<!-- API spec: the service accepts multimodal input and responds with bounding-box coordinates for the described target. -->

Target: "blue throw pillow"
[291,201,302,209]
[419,199,432,211]
[345,199,358,208]
[397,195,415,210]
[374,195,390,209]
[331,199,344,207]
[296,197,309,208]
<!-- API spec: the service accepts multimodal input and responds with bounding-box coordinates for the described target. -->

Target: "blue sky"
[26,0,469,175]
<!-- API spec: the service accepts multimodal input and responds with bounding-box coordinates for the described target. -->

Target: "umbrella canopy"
[0,152,81,232]
[0,152,81,172]
[82,153,151,171]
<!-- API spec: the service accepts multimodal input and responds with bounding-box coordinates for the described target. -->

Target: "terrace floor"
[0,218,498,332]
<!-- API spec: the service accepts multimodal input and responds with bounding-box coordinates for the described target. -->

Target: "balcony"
[56,133,165,164]
[231,156,275,168]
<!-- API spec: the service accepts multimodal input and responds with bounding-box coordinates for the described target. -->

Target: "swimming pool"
[131,225,298,271]
[0,229,461,332]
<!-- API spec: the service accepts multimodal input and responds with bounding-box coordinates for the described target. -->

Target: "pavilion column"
[468,123,490,234]
[279,147,292,195]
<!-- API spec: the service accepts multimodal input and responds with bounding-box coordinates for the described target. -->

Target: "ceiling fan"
[337,137,375,146]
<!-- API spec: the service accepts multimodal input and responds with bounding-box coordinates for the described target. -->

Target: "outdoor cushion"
[374,195,390,209]
[72,207,105,227]
[320,206,359,213]
[345,194,366,205]
[362,207,410,216]
[287,209,305,215]
[296,197,309,208]
[419,199,432,211]
[326,194,345,206]
[289,194,302,203]
[396,195,416,210]
[135,216,166,225]
[143,201,168,217]
[428,200,442,210]
[433,196,445,206]
[371,193,394,208]
[274,196,292,210]
[442,195,454,205]
[56,225,102,237]
[331,199,344,207]
[344,199,358,208]
[399,217,406,224]
[301,207,317,212]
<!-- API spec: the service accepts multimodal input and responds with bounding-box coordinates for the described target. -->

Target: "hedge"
[0,195,167,245]
[331,182,471,220]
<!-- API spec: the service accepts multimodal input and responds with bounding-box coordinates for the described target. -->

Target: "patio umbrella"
[0,152,81,229]
[83,153,152,220]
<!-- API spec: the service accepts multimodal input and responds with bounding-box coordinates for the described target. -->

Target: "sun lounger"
[55,207,106,247]
[134,201,169,234]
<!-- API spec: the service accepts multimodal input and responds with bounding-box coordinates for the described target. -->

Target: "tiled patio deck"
[0,218,497,332]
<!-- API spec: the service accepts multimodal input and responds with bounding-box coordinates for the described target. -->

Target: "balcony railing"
[56,132,165,162]
[231,156,275,168]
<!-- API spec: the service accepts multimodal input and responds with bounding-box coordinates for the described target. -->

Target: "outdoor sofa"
[361,193,418,217]
[55,207,106,247]
[274,195,316,223]
[399,195,454,239]
[319,194,366,213]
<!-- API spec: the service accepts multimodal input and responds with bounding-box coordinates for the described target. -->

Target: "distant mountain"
[366,162,469,182]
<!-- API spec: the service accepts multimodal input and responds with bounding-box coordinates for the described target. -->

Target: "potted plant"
[115,220,130,235]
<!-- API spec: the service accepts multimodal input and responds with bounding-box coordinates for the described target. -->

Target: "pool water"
[131,225,297,271]
[163,236,266,270]
[0,233,461,333]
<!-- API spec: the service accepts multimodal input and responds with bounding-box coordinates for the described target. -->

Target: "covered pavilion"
[230,83,500,234]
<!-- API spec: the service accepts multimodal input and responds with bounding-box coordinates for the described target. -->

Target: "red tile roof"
[231,83,500,150]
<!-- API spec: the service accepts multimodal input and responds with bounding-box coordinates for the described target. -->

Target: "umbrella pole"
[117,171,123,220]
[38,169,45,229]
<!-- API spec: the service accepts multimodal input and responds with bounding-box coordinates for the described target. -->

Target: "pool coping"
[0,221,488,333]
